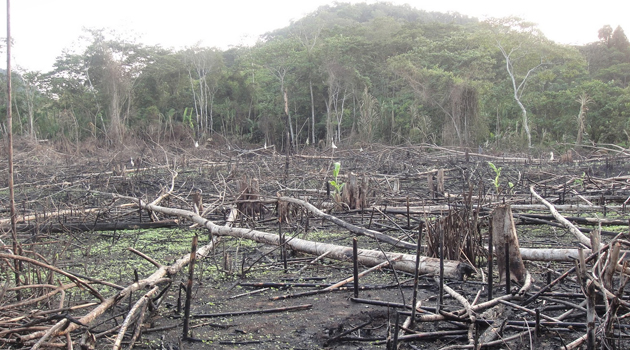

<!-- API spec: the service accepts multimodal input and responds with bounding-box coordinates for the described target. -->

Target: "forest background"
[2,2,630,152]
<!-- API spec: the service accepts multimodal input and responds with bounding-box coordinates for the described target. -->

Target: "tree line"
[1,2,629,151]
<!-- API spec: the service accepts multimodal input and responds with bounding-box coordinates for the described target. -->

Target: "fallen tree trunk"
[530,186,599,249]
[513,214,620,237]
[520,248,592,262]
[515,213,628,226]
[16,220,180,234]
[24,211,229,347]
[278,196,416,250]
[111,193,473,280]
[378,204,625,215]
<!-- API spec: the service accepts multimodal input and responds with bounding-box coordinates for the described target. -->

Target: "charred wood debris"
[0,144,629,349]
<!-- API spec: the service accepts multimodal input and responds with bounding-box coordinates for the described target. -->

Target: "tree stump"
[192,190,203,215]
[237,177,262,219]
[357,175,368,210]
[341,173,368,210]
[436,169,445,195]
[491,205,527,285]
[428,174,435,199]
[342,173,357,208]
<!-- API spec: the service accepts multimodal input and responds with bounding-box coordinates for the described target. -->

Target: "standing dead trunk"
[436,169,445,195]
[342,173,357,209]
[491,205,526,284]
[6,0,21,301]
[357,175,368,210]
[576,93,590,147]
[428,173,435,198]
[497,42,543,148]
[309,80,316,145]
[283,89,295,150]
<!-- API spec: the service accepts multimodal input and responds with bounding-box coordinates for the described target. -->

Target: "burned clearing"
[1,142,629,349]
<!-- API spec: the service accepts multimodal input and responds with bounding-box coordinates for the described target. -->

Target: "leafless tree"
[575,92,591,146]
[497,41,544,148]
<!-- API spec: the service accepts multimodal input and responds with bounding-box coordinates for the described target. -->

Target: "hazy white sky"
[2,0,629,72]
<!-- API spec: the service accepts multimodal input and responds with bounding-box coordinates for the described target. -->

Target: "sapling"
[488,162,501,194]
[489,162,515,195]
[329,162,345,194]
[329,162,345,206]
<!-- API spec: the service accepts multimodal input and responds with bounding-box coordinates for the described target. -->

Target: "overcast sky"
[2,0,629,72]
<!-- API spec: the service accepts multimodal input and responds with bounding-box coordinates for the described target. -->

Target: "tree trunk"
[516,97,531,148]
[436,169,445,195]
[6,0,21,301]
[497,43,542,149]
[283,89,295,150]
[576,93,590,147]
[491,205,527,284]
[110,194,474,280]
[310,80,315,145]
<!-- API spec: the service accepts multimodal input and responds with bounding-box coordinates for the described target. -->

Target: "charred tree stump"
[341,173,368,210]
[437,169,445,195]
[359,176,368,210]
[237,177,262,220]
[342,173,357,209]
[428,174,435,199]
[192,190,203,215]
[491,205,527,285]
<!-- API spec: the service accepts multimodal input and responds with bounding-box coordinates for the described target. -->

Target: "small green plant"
[574,172,586,187]
[329,162,345,195]
[488,162,502,193]
[489,162,516,194]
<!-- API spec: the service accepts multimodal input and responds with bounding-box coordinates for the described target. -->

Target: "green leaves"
[329,162,345,195]
[488,161,501,193]
[332,162,341,179]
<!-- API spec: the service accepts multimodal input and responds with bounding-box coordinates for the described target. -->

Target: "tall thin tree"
[497,41,543,148]
[6,0,21,299]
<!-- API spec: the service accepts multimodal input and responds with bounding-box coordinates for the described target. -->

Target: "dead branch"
[277,196,416,249]
[20,239,218,345]
[530,185,598,249]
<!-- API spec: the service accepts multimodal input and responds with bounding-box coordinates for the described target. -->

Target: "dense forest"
[2,2,630,151]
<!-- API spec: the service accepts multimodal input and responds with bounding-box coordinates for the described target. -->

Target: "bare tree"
[85,30,146,144]
[185,46,222,137]
[16,70,40,140]
[256,39,297,149]
[358,86,379,142]
[324,60,353,145]
[292,22,322,145]
[575,92,591,146]
[5,0,21,300]
[497,41,544,148]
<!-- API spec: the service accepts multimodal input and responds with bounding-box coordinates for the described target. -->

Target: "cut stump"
[491,204,527,285]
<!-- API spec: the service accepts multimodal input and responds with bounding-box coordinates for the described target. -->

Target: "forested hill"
[264,2,478,40]
[2,2,630,151]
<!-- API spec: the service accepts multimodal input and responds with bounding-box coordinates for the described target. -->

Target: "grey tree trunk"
[310,80,316,145]
[497,43,543,148]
